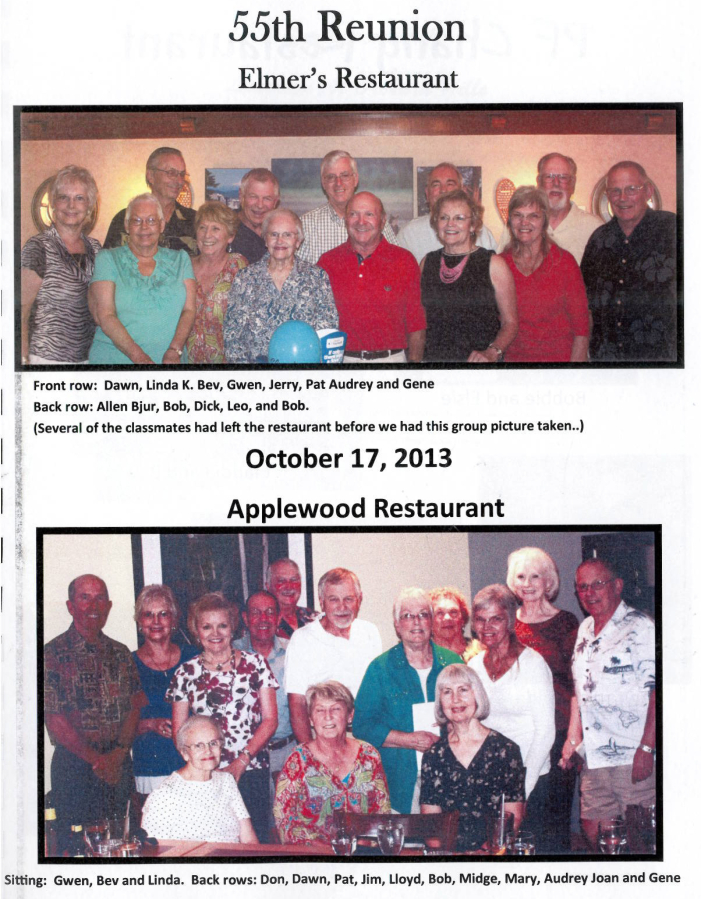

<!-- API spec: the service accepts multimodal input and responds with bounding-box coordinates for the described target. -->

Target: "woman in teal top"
[88,194,196,364]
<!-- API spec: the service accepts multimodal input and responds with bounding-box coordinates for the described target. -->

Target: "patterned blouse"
[223,255,338,363]
[167,651,279,771]
[187,253,248,363]
[21,226,101,362]
[420,731,525,851]
[273,740,391,844]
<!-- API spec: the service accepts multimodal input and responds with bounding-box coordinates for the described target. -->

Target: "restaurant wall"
[21,133,677,247]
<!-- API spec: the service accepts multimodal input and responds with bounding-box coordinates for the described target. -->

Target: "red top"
[318,238,426,351]
[501,244,589,362]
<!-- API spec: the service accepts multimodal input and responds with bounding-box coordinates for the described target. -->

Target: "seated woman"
[223,207,338,363]
[420,189,517,362]
[500,186,589,362]
[468,585,555,848]
[273,681,390,846]
[186,201,247,363]
[141,715,257,843]
[88,193,196,364]
[420,664,525,851]
[429,585,481,662]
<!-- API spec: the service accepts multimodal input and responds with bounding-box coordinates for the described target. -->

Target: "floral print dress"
[167,650,278,770]
[187,253,247,363]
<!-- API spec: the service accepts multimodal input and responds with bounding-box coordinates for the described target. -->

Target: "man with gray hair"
[229,168,281,263]
[297,149,397,263]
[397,162,497,263]
[284,567,381,743]
[103,147,197,254]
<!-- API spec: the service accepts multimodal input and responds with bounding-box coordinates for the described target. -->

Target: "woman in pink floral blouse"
[273,681,390,846]
[168,592,277,842]
[186,202,247,363]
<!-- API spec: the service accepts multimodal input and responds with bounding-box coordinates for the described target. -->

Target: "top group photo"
[16,104,682,370]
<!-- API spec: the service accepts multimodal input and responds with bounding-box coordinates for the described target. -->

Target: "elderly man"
[229,168,281,263]
[581,161,677,362]
[103,147,196,255]
[297,150,397,264]
[234,591,296,788]
[265,558,319,639]
[561,559,656,851]
[319,192,426,362]
[44,575,145,853]
[397,162,497,263]
[354,588,462,813]
[284,567,382,743]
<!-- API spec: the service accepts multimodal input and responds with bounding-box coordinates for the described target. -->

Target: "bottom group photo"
[38,526,660,862]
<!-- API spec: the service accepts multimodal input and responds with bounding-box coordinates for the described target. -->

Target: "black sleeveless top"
[421,248,499,361]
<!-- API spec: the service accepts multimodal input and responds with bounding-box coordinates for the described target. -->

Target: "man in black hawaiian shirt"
[581,161,677,362]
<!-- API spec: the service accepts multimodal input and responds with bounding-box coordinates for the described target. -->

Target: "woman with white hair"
[354,587,463,814]
[88,193,196,364]
[420,664,525,850]
[141,715,258,843]
[21,164,102,364]
[223,207,338,363]
[506,547,579,852]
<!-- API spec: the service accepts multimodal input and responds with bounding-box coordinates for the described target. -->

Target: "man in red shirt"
[319,192,426,362]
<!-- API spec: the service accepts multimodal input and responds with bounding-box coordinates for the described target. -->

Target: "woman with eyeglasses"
[354,588,463,814]
[141,715,258,843]
[223,207,338,363]
[500,186,590,362]
[132,585,198,802]
[421,189,518,362]
[167,593,278,842]
[88,193,196,364]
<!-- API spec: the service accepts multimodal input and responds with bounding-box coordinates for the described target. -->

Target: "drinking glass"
[485,810,514,854]
[597,819,628,855]
[507,831,536,856]
[83,821,109,857]
[331,830,357,856]
[119,840,142,858]
[96,839,124,858]
[377,822,405,856]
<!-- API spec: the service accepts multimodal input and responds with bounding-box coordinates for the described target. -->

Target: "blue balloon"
[268,320,322,364]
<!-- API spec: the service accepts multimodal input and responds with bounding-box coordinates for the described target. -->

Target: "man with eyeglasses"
[354,588,463,813]
[297,150,397,264]
[284,567,381,743]
[103,147,197,255]
[397,162,497,263]
[560,559,656,850]
[233,591,297,792]
[581,161,677,361]
[44,575,146,853]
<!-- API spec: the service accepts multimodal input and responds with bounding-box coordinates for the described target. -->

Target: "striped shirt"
[297,202,397,264]
[21,226,101,362]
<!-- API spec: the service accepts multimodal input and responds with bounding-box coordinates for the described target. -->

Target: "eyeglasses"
[606,185,646,200]
[151,167,188,180]
[398,611,431,622]
[323,172,354,184]
[248,608,278,619]
[575,578,615,595]
[141,609,172,620]
[130,216,160,227]
[185,738,222,752]
[541,173,573,185]
[268,231,297,240]
[437,214,470,224]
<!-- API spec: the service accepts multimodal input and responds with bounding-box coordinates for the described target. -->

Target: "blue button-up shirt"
[234,632,292,742]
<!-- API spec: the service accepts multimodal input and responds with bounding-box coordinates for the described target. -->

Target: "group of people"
[22,146,678,366]
[44,550,655,855]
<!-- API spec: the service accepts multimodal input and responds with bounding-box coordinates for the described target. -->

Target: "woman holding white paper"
[353,587,463,813]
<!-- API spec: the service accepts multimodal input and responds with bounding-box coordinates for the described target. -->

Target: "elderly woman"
[141,715,258,843]
[88,193,196,364]
[506,547,580,852]
[420,665,525,851]
[186,201,247,363]
[223,207,338,363]
[429,586,481,662]
[421,189,517,362]
[501,186,589,362]
[468,585,555,849]
[354,588,462,814]
[132,585,198,799]
[167,593,278,842]
[273,681,389,845]
[21,165,101,364]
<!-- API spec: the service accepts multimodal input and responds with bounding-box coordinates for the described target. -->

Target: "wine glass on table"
[377,822,405,856]
[597,818,628,855]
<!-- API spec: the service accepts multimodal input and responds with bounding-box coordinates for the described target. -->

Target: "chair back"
[332,810,459,851]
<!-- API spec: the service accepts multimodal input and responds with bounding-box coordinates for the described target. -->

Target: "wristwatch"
[639,743,655,754]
